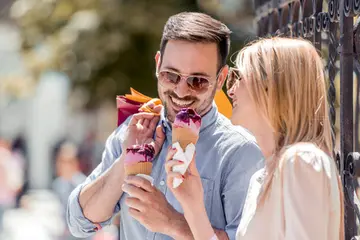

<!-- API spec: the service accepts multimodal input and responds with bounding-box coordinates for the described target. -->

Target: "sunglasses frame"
[156,67,225,93]
[156,70,214,93]
[226,67,242,90]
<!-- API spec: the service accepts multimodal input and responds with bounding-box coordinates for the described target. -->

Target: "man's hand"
[122,176,192,239]
[123,107,165,156]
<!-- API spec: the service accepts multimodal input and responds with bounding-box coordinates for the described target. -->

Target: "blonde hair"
[236,37,344,239]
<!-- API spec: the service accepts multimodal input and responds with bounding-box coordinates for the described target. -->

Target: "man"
[67,12,263,240]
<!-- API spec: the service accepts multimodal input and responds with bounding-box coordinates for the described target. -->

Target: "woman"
[165,37,344,240]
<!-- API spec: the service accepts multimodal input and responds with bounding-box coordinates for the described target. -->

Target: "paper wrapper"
[171,142,196,188]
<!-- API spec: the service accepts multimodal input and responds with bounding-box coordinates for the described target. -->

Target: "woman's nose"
[227,86,235,99]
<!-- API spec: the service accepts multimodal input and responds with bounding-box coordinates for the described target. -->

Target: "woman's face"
[226,68,262,130]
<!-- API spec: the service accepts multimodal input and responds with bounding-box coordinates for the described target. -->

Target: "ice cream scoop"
[124,144,155,176]
[172,108,201,150]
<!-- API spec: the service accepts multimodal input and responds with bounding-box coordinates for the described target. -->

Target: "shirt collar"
[159,101,218,134]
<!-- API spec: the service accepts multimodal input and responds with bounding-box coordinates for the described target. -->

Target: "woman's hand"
[164,147,205,213]
[165,148,218,240]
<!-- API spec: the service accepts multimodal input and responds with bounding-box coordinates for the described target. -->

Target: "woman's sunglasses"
[156,70,215,94]
[226,67,241,90]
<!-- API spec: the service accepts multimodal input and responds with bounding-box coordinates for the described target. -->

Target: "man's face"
[156,40,226,122]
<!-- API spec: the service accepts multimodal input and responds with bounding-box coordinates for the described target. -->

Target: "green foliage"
[11,0,199,108]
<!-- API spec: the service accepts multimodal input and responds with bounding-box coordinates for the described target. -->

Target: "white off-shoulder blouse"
[236,143,342,240]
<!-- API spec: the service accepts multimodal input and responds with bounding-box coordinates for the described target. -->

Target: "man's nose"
[173,77,191,98]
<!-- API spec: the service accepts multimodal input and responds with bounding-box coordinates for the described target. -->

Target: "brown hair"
[160,12,232,69]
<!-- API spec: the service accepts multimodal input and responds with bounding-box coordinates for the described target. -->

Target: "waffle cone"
[125,162,152,176]
[172,127,199,150]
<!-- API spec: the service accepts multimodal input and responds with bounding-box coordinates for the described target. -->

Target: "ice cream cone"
[124,144,155,177]
[125,162,152,176]
[172,127,199,150]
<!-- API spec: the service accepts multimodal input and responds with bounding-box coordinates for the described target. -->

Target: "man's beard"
[162,91,198,123]
[163,88,217,122]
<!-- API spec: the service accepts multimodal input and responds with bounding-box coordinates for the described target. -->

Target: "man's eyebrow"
[162,65,211,77]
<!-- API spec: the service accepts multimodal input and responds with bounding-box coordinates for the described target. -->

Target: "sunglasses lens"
[226,72,236,90]
[226,68,241,90]
[187,77,210,92]
[160,71,180,84]
[158,71,211,92]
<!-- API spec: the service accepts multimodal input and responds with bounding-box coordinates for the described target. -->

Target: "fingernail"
[172,147,177,151]
[182,175,185,179]
[178,160,184,164]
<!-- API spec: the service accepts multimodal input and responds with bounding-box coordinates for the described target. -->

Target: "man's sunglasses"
[156,70,216,93]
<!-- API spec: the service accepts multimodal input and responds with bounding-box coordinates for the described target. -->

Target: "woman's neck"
[250,127,275,160]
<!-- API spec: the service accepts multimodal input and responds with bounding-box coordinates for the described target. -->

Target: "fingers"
[129,113,158,126]
[143,119,150,128]
[154,125,165,155]
[165,147,177,162]
[128,207,142,220]
[149,116,160,131]
[166,171,185,189]
[125,197,146,212]
[165,159,184,174]
[187,156,200,177]
[140,101,163,113]
[122,183,148,199]
[146,102,155,109]
[124,176,154,193]
[152,105,163,114]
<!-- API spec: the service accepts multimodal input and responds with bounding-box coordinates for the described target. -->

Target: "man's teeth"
[171,98,193,107]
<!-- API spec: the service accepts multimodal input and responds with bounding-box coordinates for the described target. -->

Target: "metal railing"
[253,0,360,238]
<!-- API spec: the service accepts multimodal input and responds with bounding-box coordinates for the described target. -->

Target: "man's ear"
[155,51,161,74]
[217,65,229,91]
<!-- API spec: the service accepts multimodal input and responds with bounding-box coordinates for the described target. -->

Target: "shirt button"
[160,180,165,186]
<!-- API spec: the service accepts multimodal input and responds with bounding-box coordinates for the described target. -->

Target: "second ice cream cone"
[172,127,199,150]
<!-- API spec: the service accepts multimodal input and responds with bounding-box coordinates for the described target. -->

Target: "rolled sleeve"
[66,184,119,237]
[222,142,264,239]
[66,119,129,237]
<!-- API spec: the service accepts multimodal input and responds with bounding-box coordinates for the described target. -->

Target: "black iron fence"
[253,0,360,238]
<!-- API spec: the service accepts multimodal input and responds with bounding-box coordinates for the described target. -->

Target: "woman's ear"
[217,65,229,91]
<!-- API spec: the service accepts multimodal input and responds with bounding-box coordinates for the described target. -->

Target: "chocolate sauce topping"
[176,108,201,124]
[126,144,155,162]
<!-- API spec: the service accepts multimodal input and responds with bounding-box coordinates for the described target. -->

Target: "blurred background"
[0,0,356,239]
[0,0,256,239]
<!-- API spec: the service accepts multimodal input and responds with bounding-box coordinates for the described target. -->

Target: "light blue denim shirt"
[67,103,264,240]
